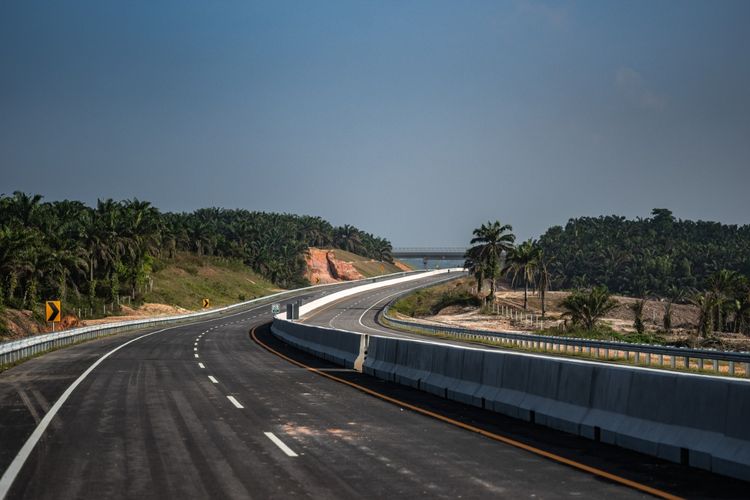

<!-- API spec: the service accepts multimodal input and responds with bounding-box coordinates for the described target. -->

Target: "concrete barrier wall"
[271,320,750,482]
[271,319,361,368]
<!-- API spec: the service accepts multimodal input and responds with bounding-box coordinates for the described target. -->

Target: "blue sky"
[1,1,749,246]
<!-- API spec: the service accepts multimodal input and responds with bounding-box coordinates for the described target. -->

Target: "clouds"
[615,67,666,110]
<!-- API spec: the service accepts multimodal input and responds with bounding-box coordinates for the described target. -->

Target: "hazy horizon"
[2,1,749,245]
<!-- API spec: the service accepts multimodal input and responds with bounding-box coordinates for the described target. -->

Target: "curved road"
[0,273,745,499]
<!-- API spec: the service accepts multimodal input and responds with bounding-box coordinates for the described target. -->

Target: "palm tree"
[629,296,647,334]
[561,286,618,331]
[372,239,393,263]
[662,285,685,333]
[333,225,363,254]
[509,239,540,310]
[467,221,515,301]
[706,269,741,332]
[464,246,486,294]
[534,249,554,318]
[690,291,717,338]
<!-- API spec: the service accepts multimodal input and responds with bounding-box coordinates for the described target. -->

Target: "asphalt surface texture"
[0,272,746,499]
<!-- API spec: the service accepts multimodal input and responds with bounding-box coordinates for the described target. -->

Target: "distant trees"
[462,209,750,337]
[538,209,750,297]
[689,270,750,337]
[0,192,394,319]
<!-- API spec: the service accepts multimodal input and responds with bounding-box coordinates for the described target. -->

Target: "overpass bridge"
[392,247,468,259]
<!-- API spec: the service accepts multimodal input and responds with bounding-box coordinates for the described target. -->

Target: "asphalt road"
[0,273,746,499]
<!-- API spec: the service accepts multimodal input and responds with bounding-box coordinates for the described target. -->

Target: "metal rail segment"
[379,289,750,378]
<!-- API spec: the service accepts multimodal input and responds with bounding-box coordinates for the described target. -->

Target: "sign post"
[46,300,61,332]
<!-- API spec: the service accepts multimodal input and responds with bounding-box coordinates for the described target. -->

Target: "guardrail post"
[745,363,750,378]
[713,360,719,373]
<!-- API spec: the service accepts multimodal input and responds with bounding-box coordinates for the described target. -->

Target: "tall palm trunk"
[523,280,528,310]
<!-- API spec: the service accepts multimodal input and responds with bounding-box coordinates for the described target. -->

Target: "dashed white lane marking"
[198,363,205,369]
[208,375,219,384]
[227,396,244,409]
[194,347,197,351]
[194,354,199,358]
[264,432,299,457]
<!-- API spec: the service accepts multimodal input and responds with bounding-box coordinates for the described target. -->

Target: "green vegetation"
[464,221,515,298]
[392,279,479,317]
[560,286,619,331]
[462,212,750,337]
[538,208,750,295]
[0,192,393,329]
[143,253,278,309]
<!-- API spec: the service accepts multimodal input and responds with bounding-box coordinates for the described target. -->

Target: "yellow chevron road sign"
[46,301,61,322]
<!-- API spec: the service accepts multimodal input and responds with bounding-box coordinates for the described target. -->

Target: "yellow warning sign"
[46,301,61,322]
[202,298,210,308]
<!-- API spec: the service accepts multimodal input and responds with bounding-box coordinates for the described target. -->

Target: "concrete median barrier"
[270,286,750,482]
[271,320,360,368]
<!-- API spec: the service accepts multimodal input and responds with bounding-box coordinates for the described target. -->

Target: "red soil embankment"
[305,248,365,284]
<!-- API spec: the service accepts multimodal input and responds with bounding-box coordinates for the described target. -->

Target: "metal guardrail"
[0,270,420,369]
[380,290,750,378]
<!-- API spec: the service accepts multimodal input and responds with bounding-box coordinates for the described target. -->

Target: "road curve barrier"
[271,275,750,482]
[0,270,421,369]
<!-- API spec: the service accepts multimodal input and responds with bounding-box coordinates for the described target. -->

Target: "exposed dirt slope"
[304,248,405,284]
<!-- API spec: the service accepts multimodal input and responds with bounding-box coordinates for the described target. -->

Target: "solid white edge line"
[355,276,463,335]
[227,395,244,409]
[208,375,218,384]
[264,432,298,457]
[0,327,171,498]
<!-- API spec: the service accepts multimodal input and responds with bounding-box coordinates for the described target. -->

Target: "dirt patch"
[327,251,363,281]
[1,309,46,339]
[197,266,219,278]
[408,288,750,351]
[304,248,365,284]
[394,260,412,272]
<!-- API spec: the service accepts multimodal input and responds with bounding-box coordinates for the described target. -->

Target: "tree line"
[465,210,750,336]
[0,192,393,316]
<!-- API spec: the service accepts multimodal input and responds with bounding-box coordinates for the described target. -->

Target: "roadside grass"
[145,252,280,310]
[537,324,667,345]
[391,278,478,317]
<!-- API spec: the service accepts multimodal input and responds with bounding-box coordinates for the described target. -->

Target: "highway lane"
[0,271,745,498]
[0,280,361,497]
[302,275,750,498]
